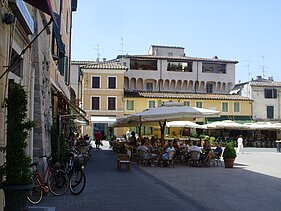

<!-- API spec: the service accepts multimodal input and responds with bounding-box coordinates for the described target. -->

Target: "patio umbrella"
[204,120,249,130]
[244,122,281,130]
[166,121,204,129]
[112,102,220,144]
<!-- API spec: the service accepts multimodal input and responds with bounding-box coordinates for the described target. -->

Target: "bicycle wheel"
[48,169,69,196]
[26,177,43,204]
[69,169,86,195]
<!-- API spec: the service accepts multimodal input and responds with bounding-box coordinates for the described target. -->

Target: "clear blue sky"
[71,0,281,84]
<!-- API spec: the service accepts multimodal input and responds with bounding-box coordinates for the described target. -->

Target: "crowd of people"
[110,130,224,167]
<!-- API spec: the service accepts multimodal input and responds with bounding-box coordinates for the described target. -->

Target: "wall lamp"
[3,12,16,25]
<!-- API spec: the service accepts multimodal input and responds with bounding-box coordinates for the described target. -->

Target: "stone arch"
[170,80,176,91]
[136,78,143,90]
[130,78,137,90]
[124,77,129,90]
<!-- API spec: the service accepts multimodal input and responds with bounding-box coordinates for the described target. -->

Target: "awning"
[23,0,65,55]
[91,116,116,123]
[51,81,88,125]
[23,0,58,29]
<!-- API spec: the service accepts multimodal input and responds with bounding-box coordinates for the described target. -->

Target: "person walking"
[237,135,244,154]
[95,129,102,149]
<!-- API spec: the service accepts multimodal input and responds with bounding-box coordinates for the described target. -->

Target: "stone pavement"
[29,144,281,211]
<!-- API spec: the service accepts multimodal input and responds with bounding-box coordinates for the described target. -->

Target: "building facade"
[118,45,238,94]
[79,61,127,138]
[233,76,281,122]
[0,1,79,209]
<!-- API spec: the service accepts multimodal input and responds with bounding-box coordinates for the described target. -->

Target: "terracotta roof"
[124,91,252,101]
[117,54,238,64]
[82,61,128,70]
[71,60,94,65]
[250,81,281,87]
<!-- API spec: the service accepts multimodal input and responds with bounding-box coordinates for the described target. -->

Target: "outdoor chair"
[116,154,131,171]
[136,150,151,166]
[161,150,175,167]
[211,153,223,167]
[188,151,201,167]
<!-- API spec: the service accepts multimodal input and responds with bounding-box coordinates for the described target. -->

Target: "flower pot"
[223,158,235,168]
[1,183,33,211]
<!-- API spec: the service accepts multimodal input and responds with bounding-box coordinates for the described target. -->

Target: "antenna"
[95,44,100,62]
[118,37,127,55]
[260,56,267,78]
[244,60,255,81]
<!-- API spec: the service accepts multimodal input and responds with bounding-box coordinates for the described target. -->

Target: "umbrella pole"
[138,122,142,140]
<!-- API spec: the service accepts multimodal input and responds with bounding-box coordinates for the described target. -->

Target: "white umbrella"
[244,122,281,130]
[112,102,220,143]
[166,121,204,129]
[205,120,249,130]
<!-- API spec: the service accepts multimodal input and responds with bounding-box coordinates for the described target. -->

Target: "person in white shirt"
[237,135,244,154]
[188,141,202,153]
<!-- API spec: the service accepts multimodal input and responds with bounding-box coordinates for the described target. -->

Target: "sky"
[71,0,281,84]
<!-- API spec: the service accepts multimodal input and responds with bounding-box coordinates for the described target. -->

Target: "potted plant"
[222,142,237,168]
[1,81,34,210]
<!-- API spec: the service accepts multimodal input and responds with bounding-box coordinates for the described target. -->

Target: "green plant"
[223,142,237,159]
[4,82,34,185]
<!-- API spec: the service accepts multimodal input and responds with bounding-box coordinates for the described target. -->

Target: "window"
[149,100,156,108]
[168,52,173,56]
[234,102,240,112]
[196,102,203,108]
[130,59,157,70]
[267,106,274,119]
[264,89,277,98]
[123,62,127,66]
[146,83,153,91]
[206,84,213,94]
[126,100,134,111]
[202,62,226,73]
[91,97,100,110]
[10,49,23,77]
[222,102,228,112]
[167,61,192,72]
[92,76,100,89]
[108,97,116,110]
[183,101,190,106]
[108,77,116,89]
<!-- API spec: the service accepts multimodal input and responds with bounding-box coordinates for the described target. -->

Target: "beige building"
[79,61,127,138]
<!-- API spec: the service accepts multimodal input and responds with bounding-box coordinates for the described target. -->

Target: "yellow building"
[122,91,253,137]
[80,61,127,139]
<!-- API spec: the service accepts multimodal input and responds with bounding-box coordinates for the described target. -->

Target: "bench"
[116,154,130,171]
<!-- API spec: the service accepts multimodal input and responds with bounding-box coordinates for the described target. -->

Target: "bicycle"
[65,148,86,195]
[26,155,69,204]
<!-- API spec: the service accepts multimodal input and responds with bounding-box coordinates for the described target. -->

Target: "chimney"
[256,76,262,81]
[268,76,274,81]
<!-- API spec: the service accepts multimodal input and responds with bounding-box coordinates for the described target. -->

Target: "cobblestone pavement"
[29,144,281,211]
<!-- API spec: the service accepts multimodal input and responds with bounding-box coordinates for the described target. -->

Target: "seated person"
[188,141,202,153]
[160,141,175,160]
[137,139,158,160]
[173,139,181,152]
[212,142,223,158]
[188,140,202,160]
[201,139,212,166]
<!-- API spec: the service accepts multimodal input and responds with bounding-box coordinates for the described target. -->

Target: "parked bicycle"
[65,147,86,195]
[26,155,69,204]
